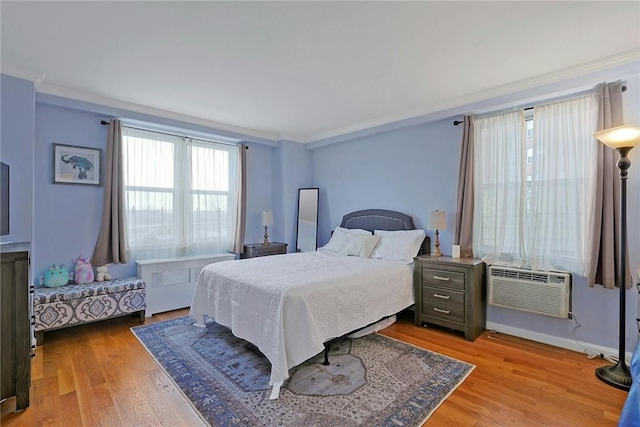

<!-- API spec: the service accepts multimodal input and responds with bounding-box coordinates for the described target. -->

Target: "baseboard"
[486,321,634,363]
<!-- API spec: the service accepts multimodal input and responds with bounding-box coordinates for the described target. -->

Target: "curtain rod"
[453,85,628,125]
[99,119,248,148]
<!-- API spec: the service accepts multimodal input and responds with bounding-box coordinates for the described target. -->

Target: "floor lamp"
[593,124,640,391]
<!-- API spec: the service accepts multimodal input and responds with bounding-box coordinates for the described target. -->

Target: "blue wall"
[311,70,640,354]
[30,96,283,283]
[274,140,313,251]
[0,74,34,245]
[245,142,278,245]
[312,119,459,253]
[34,104,115,279]
[2,63,639,355]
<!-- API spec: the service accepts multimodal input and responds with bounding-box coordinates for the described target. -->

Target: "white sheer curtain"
[527,94,598,275]
[122,127,239,260]
[472,93,599,275]
[472,110,526,266]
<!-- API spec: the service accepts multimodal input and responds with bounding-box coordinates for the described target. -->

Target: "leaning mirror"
[296,188,319,252]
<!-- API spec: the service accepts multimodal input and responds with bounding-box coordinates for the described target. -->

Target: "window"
[122,126,239,260]
[526,118,534,137]
[472,93,599,276]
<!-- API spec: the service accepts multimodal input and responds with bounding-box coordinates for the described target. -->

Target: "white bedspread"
[189,250,413,397]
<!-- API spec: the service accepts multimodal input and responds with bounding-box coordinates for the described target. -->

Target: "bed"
[619,340,640,425]
[189,209,429,399]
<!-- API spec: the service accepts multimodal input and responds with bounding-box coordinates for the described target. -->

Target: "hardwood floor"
[1,309,629,426]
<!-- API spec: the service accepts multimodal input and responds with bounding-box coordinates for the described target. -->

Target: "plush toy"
[73,255,94,284]
[95,265,111,282]
[44,264,70,288]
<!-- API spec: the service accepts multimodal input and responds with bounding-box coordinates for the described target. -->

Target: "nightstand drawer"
[422,302,465,323]
[251,246,283,257]
[422,268,465,290]
[422,285,465,308]
[422,285,465,323]
[243,242,288,258]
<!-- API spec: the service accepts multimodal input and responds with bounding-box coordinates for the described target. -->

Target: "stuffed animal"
[44,265,70,288]
[73,255,94,284]
[95,265,111,282]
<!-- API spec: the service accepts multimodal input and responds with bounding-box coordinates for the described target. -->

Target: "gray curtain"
[92,119,129,266]
[589,81,632,289]
[232,144,247,254]
[454,116,475,258]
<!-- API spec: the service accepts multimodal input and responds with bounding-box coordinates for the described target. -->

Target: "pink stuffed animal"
[74,255,94,284]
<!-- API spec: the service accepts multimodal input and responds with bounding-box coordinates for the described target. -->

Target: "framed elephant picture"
[53,143,101,185]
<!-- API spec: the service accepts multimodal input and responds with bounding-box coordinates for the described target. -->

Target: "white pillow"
[341,234,381,258]
[340,227,371,235]
[319,227,371,253]
[370,229,426,263]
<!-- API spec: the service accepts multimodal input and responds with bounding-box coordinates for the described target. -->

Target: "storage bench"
[33,276,146,345]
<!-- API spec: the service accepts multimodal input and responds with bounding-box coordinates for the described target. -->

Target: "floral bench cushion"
[33,276,146,333]
[34,277,146,304]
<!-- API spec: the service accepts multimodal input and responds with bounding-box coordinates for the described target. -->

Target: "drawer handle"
[433,307,450,314]
[433,293,450,300]
[433,275,451,281]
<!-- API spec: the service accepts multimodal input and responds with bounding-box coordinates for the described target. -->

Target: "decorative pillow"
[370,229,426,263]
[341,233,381,258]
[319,227,371,253]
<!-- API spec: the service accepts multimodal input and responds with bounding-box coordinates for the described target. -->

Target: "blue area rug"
[132,316,474,427]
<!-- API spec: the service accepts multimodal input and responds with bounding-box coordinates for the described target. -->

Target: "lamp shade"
[261,210,274,226]
[594,124,640,149]
[428,210,446,230]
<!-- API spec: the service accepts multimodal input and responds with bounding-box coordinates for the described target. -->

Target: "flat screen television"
[1,162,9,236]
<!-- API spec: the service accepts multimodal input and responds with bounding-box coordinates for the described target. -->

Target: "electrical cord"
[570,312,619,364]
[486,329,503,340]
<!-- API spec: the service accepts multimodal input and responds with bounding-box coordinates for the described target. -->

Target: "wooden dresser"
[0,242,31,411]
[414,255,486,342]
[242,242,288,258]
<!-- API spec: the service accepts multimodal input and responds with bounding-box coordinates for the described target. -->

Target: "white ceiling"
[2,1,639,143]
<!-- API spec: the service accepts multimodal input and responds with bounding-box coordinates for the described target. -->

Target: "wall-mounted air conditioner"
[488,265,571,319]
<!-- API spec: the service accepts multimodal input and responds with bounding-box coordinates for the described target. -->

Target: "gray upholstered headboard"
[340,209,414,231]
[339,209,430,255]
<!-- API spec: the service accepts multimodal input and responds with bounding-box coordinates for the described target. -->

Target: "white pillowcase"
[370,229,426,263]
[342,233,381,258]
[320,227,372,253]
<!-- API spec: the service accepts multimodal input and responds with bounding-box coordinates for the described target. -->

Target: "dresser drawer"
[422,286,465,323]
[421,268,465,290]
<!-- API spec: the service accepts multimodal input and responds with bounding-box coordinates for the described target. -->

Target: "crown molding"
[0,64,282,144]
[306,49,640,145]
[0,64,45,86]
[5,49,639,147]
[35,82,281,144]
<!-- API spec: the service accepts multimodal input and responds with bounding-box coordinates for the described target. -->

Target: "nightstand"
[414,255,486,341]
[242,242,288,258]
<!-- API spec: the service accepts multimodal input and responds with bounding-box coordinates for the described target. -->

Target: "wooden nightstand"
[414,255,486,341]
[242,242,288,258]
